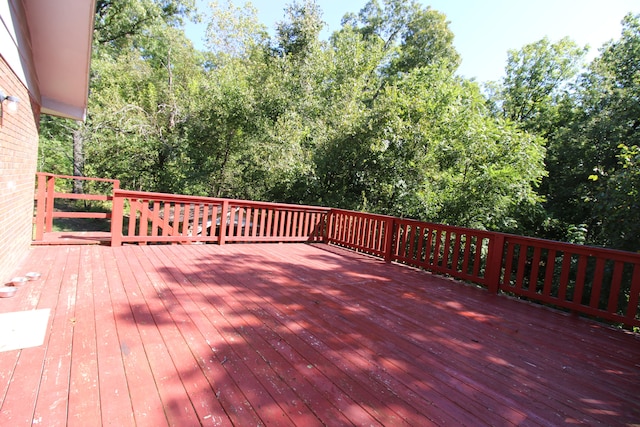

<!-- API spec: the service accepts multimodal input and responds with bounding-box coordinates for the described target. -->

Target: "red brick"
[0,57,40,282]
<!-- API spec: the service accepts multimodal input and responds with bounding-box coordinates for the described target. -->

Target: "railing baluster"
[192,203,202,238]
[291,211,298,237]
[472,236,482,278]
[542,249,556,298]
[301,211,309,238]
[201,204,210,237]
[139,199,149,245]
[529,246,542,294]
[260,208,267,238]
[624,264,640,324]
[415,226,425,265]
[607,261,624,314]
[451,232,462,273]
[151,201,160,237]
[460,234,470,275]
[383,217,394,263]
[515,244,528,291]
[45,176,55,232]
[219,200,228,245]
[589,258,606,309]
[162,203,171,236]
[557,253,572,301]
[278,210,285,237]
[265,209,273,238]
[573,255,588,305]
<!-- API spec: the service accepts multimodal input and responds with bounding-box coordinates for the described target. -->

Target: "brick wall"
[0,56,40,282]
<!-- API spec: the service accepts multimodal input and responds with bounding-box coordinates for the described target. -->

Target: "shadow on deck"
[31,231,112,246]
[1,243,639,426]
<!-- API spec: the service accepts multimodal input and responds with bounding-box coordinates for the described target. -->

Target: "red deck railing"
[327,209,640,328]
[33,174,640,328]
[110,189,329,246]
[33,173,120,240]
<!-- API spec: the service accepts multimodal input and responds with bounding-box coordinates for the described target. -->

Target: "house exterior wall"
[0,56,40,282]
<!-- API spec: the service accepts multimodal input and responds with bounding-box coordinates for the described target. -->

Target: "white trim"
[41,97,86,122]
[0,0,40,102]
[1,0,95,121]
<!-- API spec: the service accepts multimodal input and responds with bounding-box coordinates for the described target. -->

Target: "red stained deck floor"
[0,243,639,426]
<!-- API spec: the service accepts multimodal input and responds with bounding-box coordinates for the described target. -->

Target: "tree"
[38,0,198,190]
[86,22,205,192]
[363,67,546,229]
[205,0,268,58]
[274,0,324,58]
[94,0,194,48]
[497,13,640,250]
[569,13,640,250]
[37,0,584,246]
[485,36,588,239]
[493,37,587,135]
[341,0,460,78]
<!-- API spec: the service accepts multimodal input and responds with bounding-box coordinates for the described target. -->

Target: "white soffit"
[23,0,95,120]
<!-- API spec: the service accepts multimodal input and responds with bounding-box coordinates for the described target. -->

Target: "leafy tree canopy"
[38,2,640,251]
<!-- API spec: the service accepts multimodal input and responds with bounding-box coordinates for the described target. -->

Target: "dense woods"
[38,0,640,252]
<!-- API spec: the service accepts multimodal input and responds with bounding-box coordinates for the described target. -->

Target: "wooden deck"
[0,243,638,426]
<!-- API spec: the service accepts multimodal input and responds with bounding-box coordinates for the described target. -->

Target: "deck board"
[33,247,79,426]
[0,243,639,426]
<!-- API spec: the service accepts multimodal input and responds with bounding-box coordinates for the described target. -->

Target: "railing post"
[219,199,229,245]
[111,191,124,247]
[34,173,47,240]
[45,175,55,233]
[485,233,506,293]
[324,210,334,244]
[624,263,640,326]
[383,217,395,263]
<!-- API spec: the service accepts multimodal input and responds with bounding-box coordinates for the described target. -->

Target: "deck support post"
[486,233,506,293]
[35,173,47,241]
[383,217,395,263]
[219,199,229,245]
[324,210,334,244]
[45,175,55,233]
[111,191,124,246]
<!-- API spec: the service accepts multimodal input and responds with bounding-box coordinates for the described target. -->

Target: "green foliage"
[205,1,268,58]
[492,36,587,135]
[274,0,324,57]
[342,0,460,80]
[38,116,76,175]
[484,14,640,251]
[36,2,640,252]
[542,14,640,250]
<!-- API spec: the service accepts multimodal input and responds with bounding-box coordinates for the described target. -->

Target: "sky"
[184,0,640,82]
